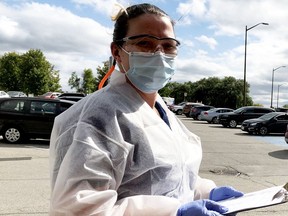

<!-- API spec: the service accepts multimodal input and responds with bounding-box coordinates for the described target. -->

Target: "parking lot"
[0,116,287,215]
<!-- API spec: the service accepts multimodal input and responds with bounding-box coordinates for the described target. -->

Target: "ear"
[111,42,121,63]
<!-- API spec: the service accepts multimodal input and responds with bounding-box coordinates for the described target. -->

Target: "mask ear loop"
[98,59,116,90]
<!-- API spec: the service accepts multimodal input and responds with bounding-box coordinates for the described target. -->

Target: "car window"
[60,102,73,112]
[30,101,57,114]
[243,108,254,113]
[0,100,25,112]
[224,109,233,113]
[276,115,288,121]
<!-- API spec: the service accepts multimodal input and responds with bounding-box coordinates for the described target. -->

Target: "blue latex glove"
[209,186,244,202]
[177,199,229,216]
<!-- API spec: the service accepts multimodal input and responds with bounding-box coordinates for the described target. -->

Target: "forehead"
[126,14,175,39]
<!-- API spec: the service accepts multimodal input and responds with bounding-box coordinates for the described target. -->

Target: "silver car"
[199,108,234,124]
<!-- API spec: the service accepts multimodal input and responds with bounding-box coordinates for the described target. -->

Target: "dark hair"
[113,3,175,46]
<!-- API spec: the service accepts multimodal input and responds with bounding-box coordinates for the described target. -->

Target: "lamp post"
[270,66,286,108]
[276,84,284,109]
[243,22,269,106]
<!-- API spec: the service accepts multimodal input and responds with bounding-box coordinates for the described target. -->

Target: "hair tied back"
[111,3,128,21]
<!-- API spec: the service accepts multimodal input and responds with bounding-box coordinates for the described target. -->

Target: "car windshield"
[259,112,278,120]
[234,107,246,114]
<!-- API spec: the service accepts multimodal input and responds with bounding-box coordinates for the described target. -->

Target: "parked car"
[189,105,215,120]
[7,91,27,97]
[241,112,288,135]
[40,92,62,99]
[217,106,275,128]
[0,97,75,143]
[170,102,186,115]
[0,91,10,98]
[199,108,234,124]
[285,124,288,144]
[275,107,288,112]
[58,92,86,102]
[182,102,204,117]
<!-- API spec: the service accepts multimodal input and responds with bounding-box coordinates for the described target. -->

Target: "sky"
[0,0,288,108]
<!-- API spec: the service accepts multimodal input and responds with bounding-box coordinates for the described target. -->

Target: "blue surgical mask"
[121,49,176,93]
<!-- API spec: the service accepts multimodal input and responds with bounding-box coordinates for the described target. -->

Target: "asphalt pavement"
[0,116,287,215]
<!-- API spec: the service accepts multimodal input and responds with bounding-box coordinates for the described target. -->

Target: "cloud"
[195,35,217,49]
[176,0,208,25]
[0,1,113,91]
[1,0,288,107]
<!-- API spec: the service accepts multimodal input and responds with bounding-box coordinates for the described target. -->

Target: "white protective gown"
[49,70,216,215]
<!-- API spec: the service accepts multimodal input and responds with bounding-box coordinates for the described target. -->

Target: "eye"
[162,41,178,52]
[135,39,154,48]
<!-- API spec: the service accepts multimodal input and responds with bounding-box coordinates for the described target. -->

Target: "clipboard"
[218,183,288,214]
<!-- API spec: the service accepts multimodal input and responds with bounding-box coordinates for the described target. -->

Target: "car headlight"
[250,122,258,126]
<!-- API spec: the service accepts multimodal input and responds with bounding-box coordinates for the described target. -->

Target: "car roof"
[58,92,85,97]
[0,97,75,103]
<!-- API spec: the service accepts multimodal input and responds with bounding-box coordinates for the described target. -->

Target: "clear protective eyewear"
[118,34,180,57]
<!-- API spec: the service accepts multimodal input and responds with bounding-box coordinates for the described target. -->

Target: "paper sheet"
[218,184,288,214]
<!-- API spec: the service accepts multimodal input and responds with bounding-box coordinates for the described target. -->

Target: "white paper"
[218,185,288,214]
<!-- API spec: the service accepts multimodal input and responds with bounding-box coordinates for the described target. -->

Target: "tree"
[0,49,61,95]
[82,69,96,94]
[0,52,23,91]
[159,76,253,108]
[68,71,81,92]
[95,61,109,90]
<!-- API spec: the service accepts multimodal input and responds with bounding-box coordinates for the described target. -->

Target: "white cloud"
[195,35,217,49]
[0,1,113,91]
[1,0,288,107]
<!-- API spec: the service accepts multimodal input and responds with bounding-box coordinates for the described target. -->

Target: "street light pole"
[276,84,284,109]
[243,22,269,106]
[270,66,286,108]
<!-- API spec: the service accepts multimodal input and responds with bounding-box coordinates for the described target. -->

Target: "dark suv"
[0,97,75,143]
[217,106,275,128]
[189,105,215,120]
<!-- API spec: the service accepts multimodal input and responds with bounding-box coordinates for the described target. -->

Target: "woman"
[50,3,242,215]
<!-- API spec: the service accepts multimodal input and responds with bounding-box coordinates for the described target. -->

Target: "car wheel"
[259,126,268,136]
[229,120,237,128]
[176,109,183,115]
[212,117,219,124]
[3,126,23,143]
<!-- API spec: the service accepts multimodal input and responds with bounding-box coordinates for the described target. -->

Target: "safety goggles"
[117,34,181,57]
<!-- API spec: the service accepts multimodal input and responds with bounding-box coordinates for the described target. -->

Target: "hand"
[177,199,228,216]
[209,186,244,202]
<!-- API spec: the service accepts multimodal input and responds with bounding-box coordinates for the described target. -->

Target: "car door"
[27,100,58,136]
[270,114,288,133]
[0,99,26,130]
[240,108,256,122]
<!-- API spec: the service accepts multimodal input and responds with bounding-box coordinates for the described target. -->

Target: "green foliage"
[159,76,252,109]
[0,52,23,91]
[253,103,263,107]
[68,61,109,93]
[95,61,109,90]
[68,71,81,92]
[68,69,96,94]
[283,104,288,108]
[82,69,96,94]
[0,49,61,95]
